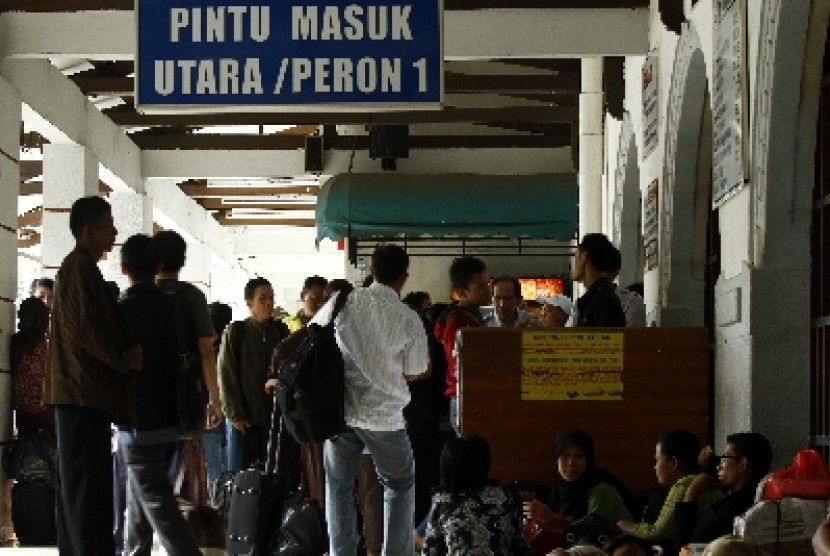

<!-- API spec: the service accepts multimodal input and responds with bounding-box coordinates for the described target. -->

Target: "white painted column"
[99,191,153,291]
[578,58,604,238]
[180,239,212,298]
[41,144,99,277]
[0,76,21,530]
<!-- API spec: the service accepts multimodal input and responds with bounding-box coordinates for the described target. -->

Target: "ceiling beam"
[20,179,110,195]
[198,199,317,211]
[107,105,578,127]
[18,207,42,228]
[18,231,41,249]
[132,133,571,150]
[144,146,574,178]
[181,184,321,197]
[215,216,316,227]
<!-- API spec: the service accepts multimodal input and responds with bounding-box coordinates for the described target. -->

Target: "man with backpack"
[312,245,430,556]
[153,230,223,505]
[116,233,201,556]
[217,278,292,475]
[153,230,223,430]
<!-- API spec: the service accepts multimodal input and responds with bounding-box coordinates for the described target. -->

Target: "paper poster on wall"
[712,0,747,207]
[642,55,658,158]
[521,331,624,401]
[643,179,659,271]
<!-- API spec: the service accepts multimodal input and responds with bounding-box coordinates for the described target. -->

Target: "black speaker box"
[369,125,409,159]
[305,135,324,173]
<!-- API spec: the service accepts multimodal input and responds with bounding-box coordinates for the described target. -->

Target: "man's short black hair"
[577,233,618,273]
[449,256,486,291]
[402,291,430,311]
[492,276,521,299]
[302,275,328,293]
[371,245,409,285]
[29,278,54,296]
[152,230,187,273]
[69,196,111,239]
[209,302,233,336]
[121,234,158,282]
[244,277,272,301]
[726,432,773,486]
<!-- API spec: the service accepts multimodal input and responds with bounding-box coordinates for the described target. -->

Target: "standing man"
[316,245,429,556]
[485,276,543,328]
[46,196,142,556]
[218,278,292,474]
[572,233,626,327]
[152,230,223,504]
[438,256,490,435]
[152,230,223,429]
[117,234,201,556]
[284,275,328,332]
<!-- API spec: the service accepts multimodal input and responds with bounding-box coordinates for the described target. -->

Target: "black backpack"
[275,287,352,444]
[165,282,208,438]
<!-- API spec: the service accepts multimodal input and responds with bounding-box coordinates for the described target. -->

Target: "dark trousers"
[407,420,438,526]
[226,421,302,491]
[55,405,114,556]
[122,442,201,556]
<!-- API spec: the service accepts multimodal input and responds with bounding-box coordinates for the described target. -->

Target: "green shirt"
[218,317,288,426]
[586,483,632,523]
[632,474,725,540]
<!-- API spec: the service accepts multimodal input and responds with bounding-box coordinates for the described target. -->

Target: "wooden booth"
[459,327,709,496]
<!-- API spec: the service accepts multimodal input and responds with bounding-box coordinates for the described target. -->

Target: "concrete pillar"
[0,75,21,533]
[180,239,212,298]
[578,57,604,239]
[99,191,153,291]
[41,144,99,277]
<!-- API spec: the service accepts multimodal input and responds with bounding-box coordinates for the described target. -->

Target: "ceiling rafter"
[133,133,571,150]
[106,105,578,127]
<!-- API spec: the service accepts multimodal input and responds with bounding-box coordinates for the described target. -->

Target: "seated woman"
[421,435,528,555]
[523,428,633,526]
[618,430,722,542]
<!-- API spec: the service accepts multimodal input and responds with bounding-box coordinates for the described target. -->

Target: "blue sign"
[135,1,443,111]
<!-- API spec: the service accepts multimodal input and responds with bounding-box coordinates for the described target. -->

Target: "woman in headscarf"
[523,428,633,525]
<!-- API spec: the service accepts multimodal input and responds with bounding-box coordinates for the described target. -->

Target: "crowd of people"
[5,195,827,556]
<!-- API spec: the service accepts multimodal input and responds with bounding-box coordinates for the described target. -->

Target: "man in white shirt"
[312,245,430,556]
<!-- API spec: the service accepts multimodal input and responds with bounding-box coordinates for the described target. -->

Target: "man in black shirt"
[572,233,626,327]
[674,432,773,549]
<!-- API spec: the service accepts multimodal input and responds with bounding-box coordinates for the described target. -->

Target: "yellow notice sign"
[521,331,624,401]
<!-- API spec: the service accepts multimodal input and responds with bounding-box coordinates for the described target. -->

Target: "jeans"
[225,421,267,472]
[324,428,415,556]
[121,442,201,556]
[202,421,226,495]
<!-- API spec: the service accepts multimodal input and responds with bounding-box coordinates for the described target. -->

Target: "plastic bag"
[762,449,830,501]
[2,429,56,485]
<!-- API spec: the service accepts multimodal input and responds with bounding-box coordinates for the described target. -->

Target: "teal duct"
[315,173,578,241]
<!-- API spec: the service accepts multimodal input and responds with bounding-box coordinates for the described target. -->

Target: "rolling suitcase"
[225,394,287,556]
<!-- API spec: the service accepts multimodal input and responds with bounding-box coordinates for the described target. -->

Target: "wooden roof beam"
[108,105,578,127]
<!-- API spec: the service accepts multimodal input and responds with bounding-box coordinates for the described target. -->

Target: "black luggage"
[225,394,287,556]
[12,480,57,546]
